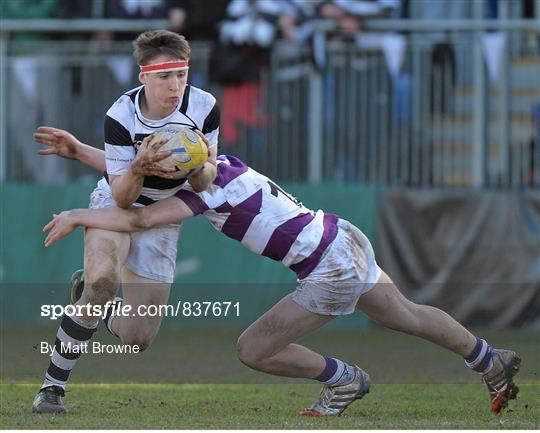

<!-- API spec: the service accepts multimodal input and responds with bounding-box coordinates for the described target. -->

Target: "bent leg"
[38,228,129,394]
[356,270,476,357]
[108,267,171,351]
[237,294,333,378]
[77,228,130,325]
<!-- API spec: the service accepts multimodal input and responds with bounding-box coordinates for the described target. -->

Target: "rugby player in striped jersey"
[31,30,220,413]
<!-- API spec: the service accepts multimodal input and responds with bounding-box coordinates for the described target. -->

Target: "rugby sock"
[315,356,357,386]
[103,297,123,337]
[464,337,494,374]
[41,314,98,390]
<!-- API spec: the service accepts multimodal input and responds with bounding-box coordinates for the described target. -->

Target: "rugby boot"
[69,269,84,304]
[482,349,521,413]
[300,366,371,416]
[32,386,66,413]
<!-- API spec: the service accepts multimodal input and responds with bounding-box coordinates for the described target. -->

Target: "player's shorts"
[88,182,180,284]
[292,218,382,316]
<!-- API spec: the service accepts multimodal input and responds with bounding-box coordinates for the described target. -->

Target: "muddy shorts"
[89,184,180,284]
[292,219,382,316]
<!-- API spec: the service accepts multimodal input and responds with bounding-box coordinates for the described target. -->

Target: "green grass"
[1,383,538,429]
[1,327,539,428]
[3,326,539,385]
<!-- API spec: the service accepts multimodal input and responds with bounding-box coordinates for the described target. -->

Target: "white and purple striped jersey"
[175,155,339,279]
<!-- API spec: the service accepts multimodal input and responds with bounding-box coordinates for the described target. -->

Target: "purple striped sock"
[465,337,483,363]
[315,356,338,382]
[464,337,493,374]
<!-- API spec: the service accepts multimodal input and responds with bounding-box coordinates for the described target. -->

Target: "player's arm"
[34,126,179,186]
[43,196,194,247]
[187,130,217,192]
[33,126,106,172]
[187,143,217,192]
[108,135,175,209]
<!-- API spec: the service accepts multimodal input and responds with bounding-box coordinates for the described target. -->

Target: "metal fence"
[312,33,540,188]
[1,21,539,188]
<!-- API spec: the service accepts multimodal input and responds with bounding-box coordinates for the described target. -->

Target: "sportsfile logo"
[41,301,240,320]
[41,302,120,321]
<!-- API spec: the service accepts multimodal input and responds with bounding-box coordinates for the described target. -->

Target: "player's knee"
[236,335,262,368]
[121,333,153,352]
[236,335,251,364]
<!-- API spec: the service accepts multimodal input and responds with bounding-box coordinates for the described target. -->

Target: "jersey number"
[267,181,301,207]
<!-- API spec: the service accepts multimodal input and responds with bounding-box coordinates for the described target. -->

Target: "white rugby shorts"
[293,219,382,316]
[88,182,180,284]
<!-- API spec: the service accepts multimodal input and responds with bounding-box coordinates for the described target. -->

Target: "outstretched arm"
[43,196,194,247]
[33,126,106,172]
[33,126,175,182]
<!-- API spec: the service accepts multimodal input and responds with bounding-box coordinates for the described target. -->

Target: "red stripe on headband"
[140,61,189,73]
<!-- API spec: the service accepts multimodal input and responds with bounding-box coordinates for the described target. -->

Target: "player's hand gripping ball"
[148,126,208,179]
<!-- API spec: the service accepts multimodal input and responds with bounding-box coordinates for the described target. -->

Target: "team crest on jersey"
[162,126,181,135]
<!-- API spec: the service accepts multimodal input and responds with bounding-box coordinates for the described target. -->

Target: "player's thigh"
[355,270,416,329]
[120,266,172,333]
[125,224,180,285]
[84,228,130,279]
[239,294,333,357]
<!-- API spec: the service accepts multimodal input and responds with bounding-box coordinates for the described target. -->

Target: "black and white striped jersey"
[103,84,220,205]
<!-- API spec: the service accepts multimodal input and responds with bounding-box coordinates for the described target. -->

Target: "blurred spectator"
[55,0,96,41]
[410,0,471,110]
[319,0,399,37]
[106,0,167,19]
[278,0,400,42]
[165,1,229,89]
[411,0,472,85]
[210,0,285,146]
[531,103,540,186]
[55,0,94,19]
[0,0,57,40]
[1,0,71,180]
[277,0,400,69]
[100,0,168,41]
[277,0,320,43]
[279,1,401,181]
[166,0,228,41]
[523,0,535,18]
[218,0,285,48]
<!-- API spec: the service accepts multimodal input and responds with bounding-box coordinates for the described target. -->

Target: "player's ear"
[138,72,146,85]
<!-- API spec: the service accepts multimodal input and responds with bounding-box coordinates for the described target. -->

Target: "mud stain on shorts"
[324,260,344,279]
[322,299,343,313]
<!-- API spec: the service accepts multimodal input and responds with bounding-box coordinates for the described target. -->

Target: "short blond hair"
[133,30,190,65]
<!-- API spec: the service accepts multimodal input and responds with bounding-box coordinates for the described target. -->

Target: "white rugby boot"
[300,366,371,416]
[482,349,521,413]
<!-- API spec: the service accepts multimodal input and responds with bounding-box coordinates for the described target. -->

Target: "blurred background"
[0,0,539,345]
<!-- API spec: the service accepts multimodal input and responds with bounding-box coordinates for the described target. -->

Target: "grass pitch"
[1,383,538,429]
[1,326,538,428]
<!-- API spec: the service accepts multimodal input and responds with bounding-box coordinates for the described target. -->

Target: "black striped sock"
[104,297,123,337]
[41,314,97,390]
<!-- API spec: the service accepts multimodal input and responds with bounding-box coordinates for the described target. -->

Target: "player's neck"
[139,93,176,120]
